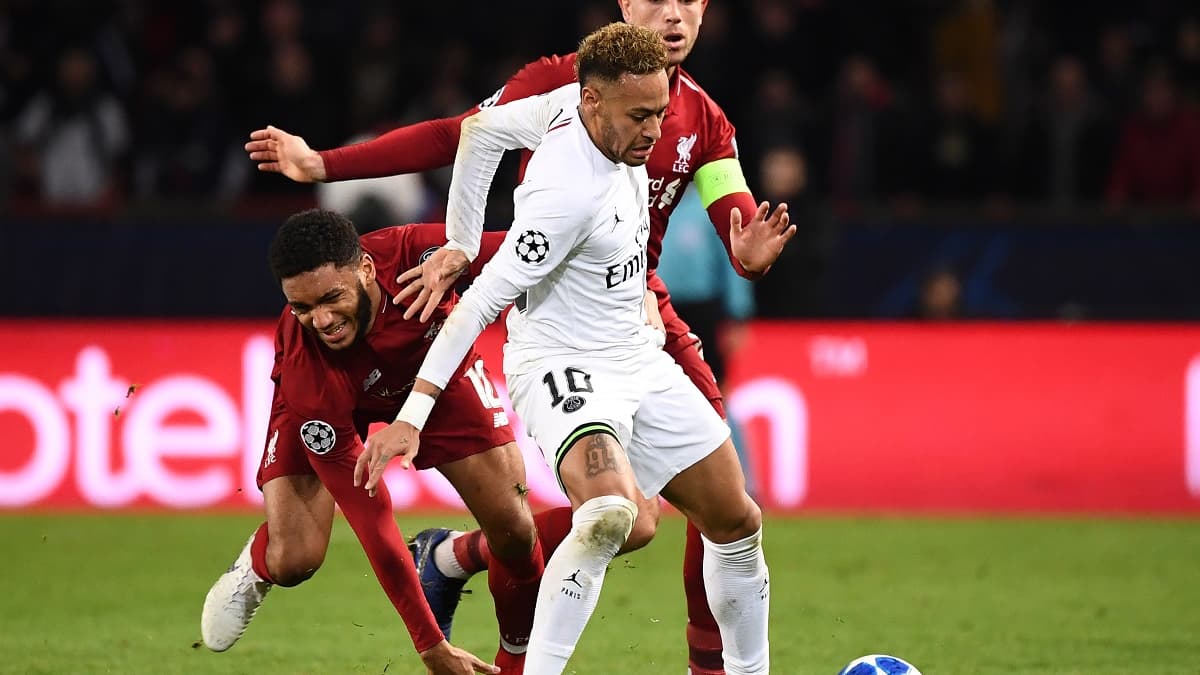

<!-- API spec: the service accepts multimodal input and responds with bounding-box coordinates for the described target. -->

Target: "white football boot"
[201,532,273,651]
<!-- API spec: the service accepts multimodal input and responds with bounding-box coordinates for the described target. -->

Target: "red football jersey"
[272,223,504,458]
[323,55,742,274]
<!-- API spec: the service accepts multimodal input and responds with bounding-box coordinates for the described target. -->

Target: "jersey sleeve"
[444,84,579,261]
[478,53,577,108]
[416,181,589,390]
[321,113,471,181]
[691,103,767,279]
[697,98,739,167]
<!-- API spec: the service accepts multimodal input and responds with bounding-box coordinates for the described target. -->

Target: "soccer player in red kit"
[199,209,542,674]
[244,3,794,673]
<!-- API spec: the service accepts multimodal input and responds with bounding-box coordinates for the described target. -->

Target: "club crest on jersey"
[263,429,279,468]
[300,420,336,455]
[515,230,550,264]
[562,395,586,413]
[419,246,440,264]
[673,133,697,173]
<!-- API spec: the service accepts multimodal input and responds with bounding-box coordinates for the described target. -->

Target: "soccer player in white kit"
[356,23,770,675]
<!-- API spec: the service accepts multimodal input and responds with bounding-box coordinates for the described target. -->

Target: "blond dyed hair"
[575,22,668,85]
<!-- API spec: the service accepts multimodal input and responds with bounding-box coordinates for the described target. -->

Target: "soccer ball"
[837,654,923,675]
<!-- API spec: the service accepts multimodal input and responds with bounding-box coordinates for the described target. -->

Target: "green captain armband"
[694,157,749,208]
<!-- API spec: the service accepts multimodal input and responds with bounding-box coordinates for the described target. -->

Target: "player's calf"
[265,537,325,587]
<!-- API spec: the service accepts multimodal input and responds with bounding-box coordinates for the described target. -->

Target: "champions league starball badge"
[515,230,550,264]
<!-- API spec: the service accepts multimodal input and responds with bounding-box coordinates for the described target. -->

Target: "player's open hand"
[730,201,796,275]
[244,125,327,183]
[419,640,500,674]
[393,247,470,322]
[354,420,421,497]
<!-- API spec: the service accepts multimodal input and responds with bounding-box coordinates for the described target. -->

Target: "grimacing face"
[281,257,377,350]
[584,70,670,166]
[618,0,707,67]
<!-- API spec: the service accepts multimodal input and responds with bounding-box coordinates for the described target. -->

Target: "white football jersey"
[416,83,656,389]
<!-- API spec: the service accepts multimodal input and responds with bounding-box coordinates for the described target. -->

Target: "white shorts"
[506,347,730,498]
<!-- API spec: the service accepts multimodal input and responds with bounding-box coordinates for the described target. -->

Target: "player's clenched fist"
[354,420,422,497]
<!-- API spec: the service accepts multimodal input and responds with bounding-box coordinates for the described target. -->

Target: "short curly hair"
[268,208,361,282]
[575,22,668,86]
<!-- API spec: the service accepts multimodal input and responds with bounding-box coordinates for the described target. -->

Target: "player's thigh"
[261,473,335,581]
[257,395,336,579]
[659,437,760,545]
[507,357,641,507]
[624,354,730,501]
[436,441,535,555]
[557,429,642,507]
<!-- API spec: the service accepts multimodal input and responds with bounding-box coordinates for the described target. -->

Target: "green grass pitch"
[0,513,1196,674]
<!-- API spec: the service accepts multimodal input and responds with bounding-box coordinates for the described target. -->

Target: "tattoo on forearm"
[584,434,621,478]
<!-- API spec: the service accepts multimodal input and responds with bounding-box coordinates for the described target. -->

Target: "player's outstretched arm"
[244,125,327,182]
[396,85,576,322]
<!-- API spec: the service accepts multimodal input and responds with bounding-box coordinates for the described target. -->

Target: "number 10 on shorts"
[543,367,593,412]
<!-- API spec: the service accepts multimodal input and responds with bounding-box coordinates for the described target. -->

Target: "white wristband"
[395,392,437,431]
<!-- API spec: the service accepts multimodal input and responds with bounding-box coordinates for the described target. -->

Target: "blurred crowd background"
[2,0,1199,320]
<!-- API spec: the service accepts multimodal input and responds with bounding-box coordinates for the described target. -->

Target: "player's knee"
[266,538,326,587]
[707,496,762,544]
[482,512,538,561]
[619,498,660,554]
[573,495,638,556]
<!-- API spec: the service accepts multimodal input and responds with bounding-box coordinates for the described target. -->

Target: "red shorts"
[653,275,726,419]
[256,360,516,489]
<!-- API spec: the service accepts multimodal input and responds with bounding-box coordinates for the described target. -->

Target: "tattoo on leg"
[584,434,621,478]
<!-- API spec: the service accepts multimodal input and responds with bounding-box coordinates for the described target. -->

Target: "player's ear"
[616,0,632,22]
[580,83,602,112]
[360,253,376,285]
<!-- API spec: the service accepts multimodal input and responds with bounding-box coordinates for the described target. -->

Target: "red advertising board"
[2,320,1198,513]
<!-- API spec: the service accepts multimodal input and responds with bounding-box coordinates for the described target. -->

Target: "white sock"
[433,531,470,580]
[524,496,637,675]
[702,528,770,675]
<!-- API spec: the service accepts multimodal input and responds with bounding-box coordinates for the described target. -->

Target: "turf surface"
[0,514,1196,674]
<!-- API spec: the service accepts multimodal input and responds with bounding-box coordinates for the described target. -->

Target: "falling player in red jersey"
[244,3,794,673]
[199,209,542,674]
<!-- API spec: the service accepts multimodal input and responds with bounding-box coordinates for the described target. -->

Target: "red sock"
[453,506,575,574]
[489,536,544,652]
[494,647,525,673]
[249,521,276,584]
[452,528,490,575]
[685,521,725,674]
[308,451,443,653]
